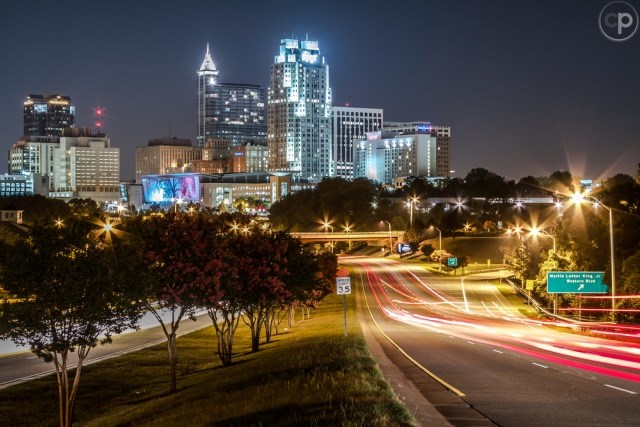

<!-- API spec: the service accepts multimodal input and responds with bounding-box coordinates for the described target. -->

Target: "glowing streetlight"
[54,218,64,228]
[529,227,556,252]
[174,197,184,213]
[407,196,419,226]
[571,192,616,318]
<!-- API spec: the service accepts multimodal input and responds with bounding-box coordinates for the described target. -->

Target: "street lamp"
[530,227,556,253]
[571,192,616,318]
[430,225,442,270]
[407,196,419,226]
[174,197,183,213]
[323,221,334,253]
[382,220,392,256]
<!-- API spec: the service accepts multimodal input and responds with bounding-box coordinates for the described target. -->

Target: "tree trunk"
[52,349,88,427]
[209,308,240,366]
[167,334,178,393]
[264,309,273,343]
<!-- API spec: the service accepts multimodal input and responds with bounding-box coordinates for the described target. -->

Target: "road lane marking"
[532,363,549,369]
[358,270,466,397]
[605,384,637,394]
[493,350,503,354]
[460,277,470,313]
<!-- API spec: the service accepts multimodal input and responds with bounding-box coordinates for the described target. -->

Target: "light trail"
[350,257,640,384]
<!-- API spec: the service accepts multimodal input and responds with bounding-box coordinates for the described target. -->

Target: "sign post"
[336,268,351,336]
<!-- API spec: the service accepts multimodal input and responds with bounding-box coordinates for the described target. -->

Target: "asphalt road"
[345,256,640,426]
[0,312,211,389]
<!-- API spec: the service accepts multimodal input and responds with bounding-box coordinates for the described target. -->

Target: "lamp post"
[174,197,183,213]
[530,227,556,253]
[323,221,334,253]
[430,225,442,270]
[572,193,616,318]
[383,220,392,256]
[406,196,419,226]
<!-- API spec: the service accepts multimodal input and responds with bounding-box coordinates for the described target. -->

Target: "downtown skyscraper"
[197,44,267,148]
[23,94,75,137]
[268,38,332,181]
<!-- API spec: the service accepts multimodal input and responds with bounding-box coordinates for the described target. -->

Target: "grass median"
[0,293,416,426]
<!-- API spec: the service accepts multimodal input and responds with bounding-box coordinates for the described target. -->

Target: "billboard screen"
[142,174,200,204]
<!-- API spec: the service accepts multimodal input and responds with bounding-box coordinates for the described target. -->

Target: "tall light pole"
[383,220,392,256]
[572,193,616,318]
[530,227,556,253]
[430,225,442,270]
[407,196,419,226]
[323,221,334,253]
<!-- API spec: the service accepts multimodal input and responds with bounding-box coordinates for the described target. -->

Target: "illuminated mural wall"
[142,174,200,204]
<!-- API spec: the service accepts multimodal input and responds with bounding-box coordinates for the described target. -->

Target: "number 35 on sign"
[336,277,351,295]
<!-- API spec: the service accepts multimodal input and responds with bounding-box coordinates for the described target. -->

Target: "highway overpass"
[290,231,404,245]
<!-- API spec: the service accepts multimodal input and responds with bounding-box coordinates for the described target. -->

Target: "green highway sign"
[447,257,458,267]
[547,271,608,294]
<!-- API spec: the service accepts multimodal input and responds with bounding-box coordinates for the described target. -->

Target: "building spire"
[199,43,218,73]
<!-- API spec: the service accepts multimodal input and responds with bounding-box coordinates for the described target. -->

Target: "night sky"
[2,0,639,182]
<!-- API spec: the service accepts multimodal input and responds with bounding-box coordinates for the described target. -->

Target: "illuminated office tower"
[51,129,120,203]
[353,130,438,184]
[23,94,75,136]
[197,44,266,147]
[332,106,383,179]
[268,37,332,181]
[383,122,452,177]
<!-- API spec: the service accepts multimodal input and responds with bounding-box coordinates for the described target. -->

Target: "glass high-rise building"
[197,44,266,148]
[23,94,75,136]
[332,106,383,179]
[268,38,332,181]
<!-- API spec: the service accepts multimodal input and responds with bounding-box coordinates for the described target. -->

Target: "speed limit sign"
[336,276,351,295]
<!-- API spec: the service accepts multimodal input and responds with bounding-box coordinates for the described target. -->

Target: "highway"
[345,256,640,426]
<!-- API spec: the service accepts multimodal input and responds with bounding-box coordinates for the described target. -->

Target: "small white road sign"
[336,276,351,295]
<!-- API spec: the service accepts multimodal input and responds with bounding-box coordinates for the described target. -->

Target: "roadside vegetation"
[0,294,416,426]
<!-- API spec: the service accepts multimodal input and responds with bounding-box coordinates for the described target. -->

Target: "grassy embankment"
[0,293,416,426]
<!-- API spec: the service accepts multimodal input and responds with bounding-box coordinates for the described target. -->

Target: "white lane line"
[532,363,549,369]
[467,341,475,345]
[605,384,637,395]
[493,349,503,354]
[460,277,470,313]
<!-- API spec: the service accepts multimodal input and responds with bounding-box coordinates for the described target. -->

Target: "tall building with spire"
[268,37,332,181]
[196,44,266,148]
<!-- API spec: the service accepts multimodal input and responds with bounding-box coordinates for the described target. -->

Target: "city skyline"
[1,0,639,182]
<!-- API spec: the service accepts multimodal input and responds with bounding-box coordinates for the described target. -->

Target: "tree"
[420,242,435,258]
[0,219,143,427]
[122,212,226,393]
[235,229,292,352]
[67,198,102,218]
[271,241,337,335]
